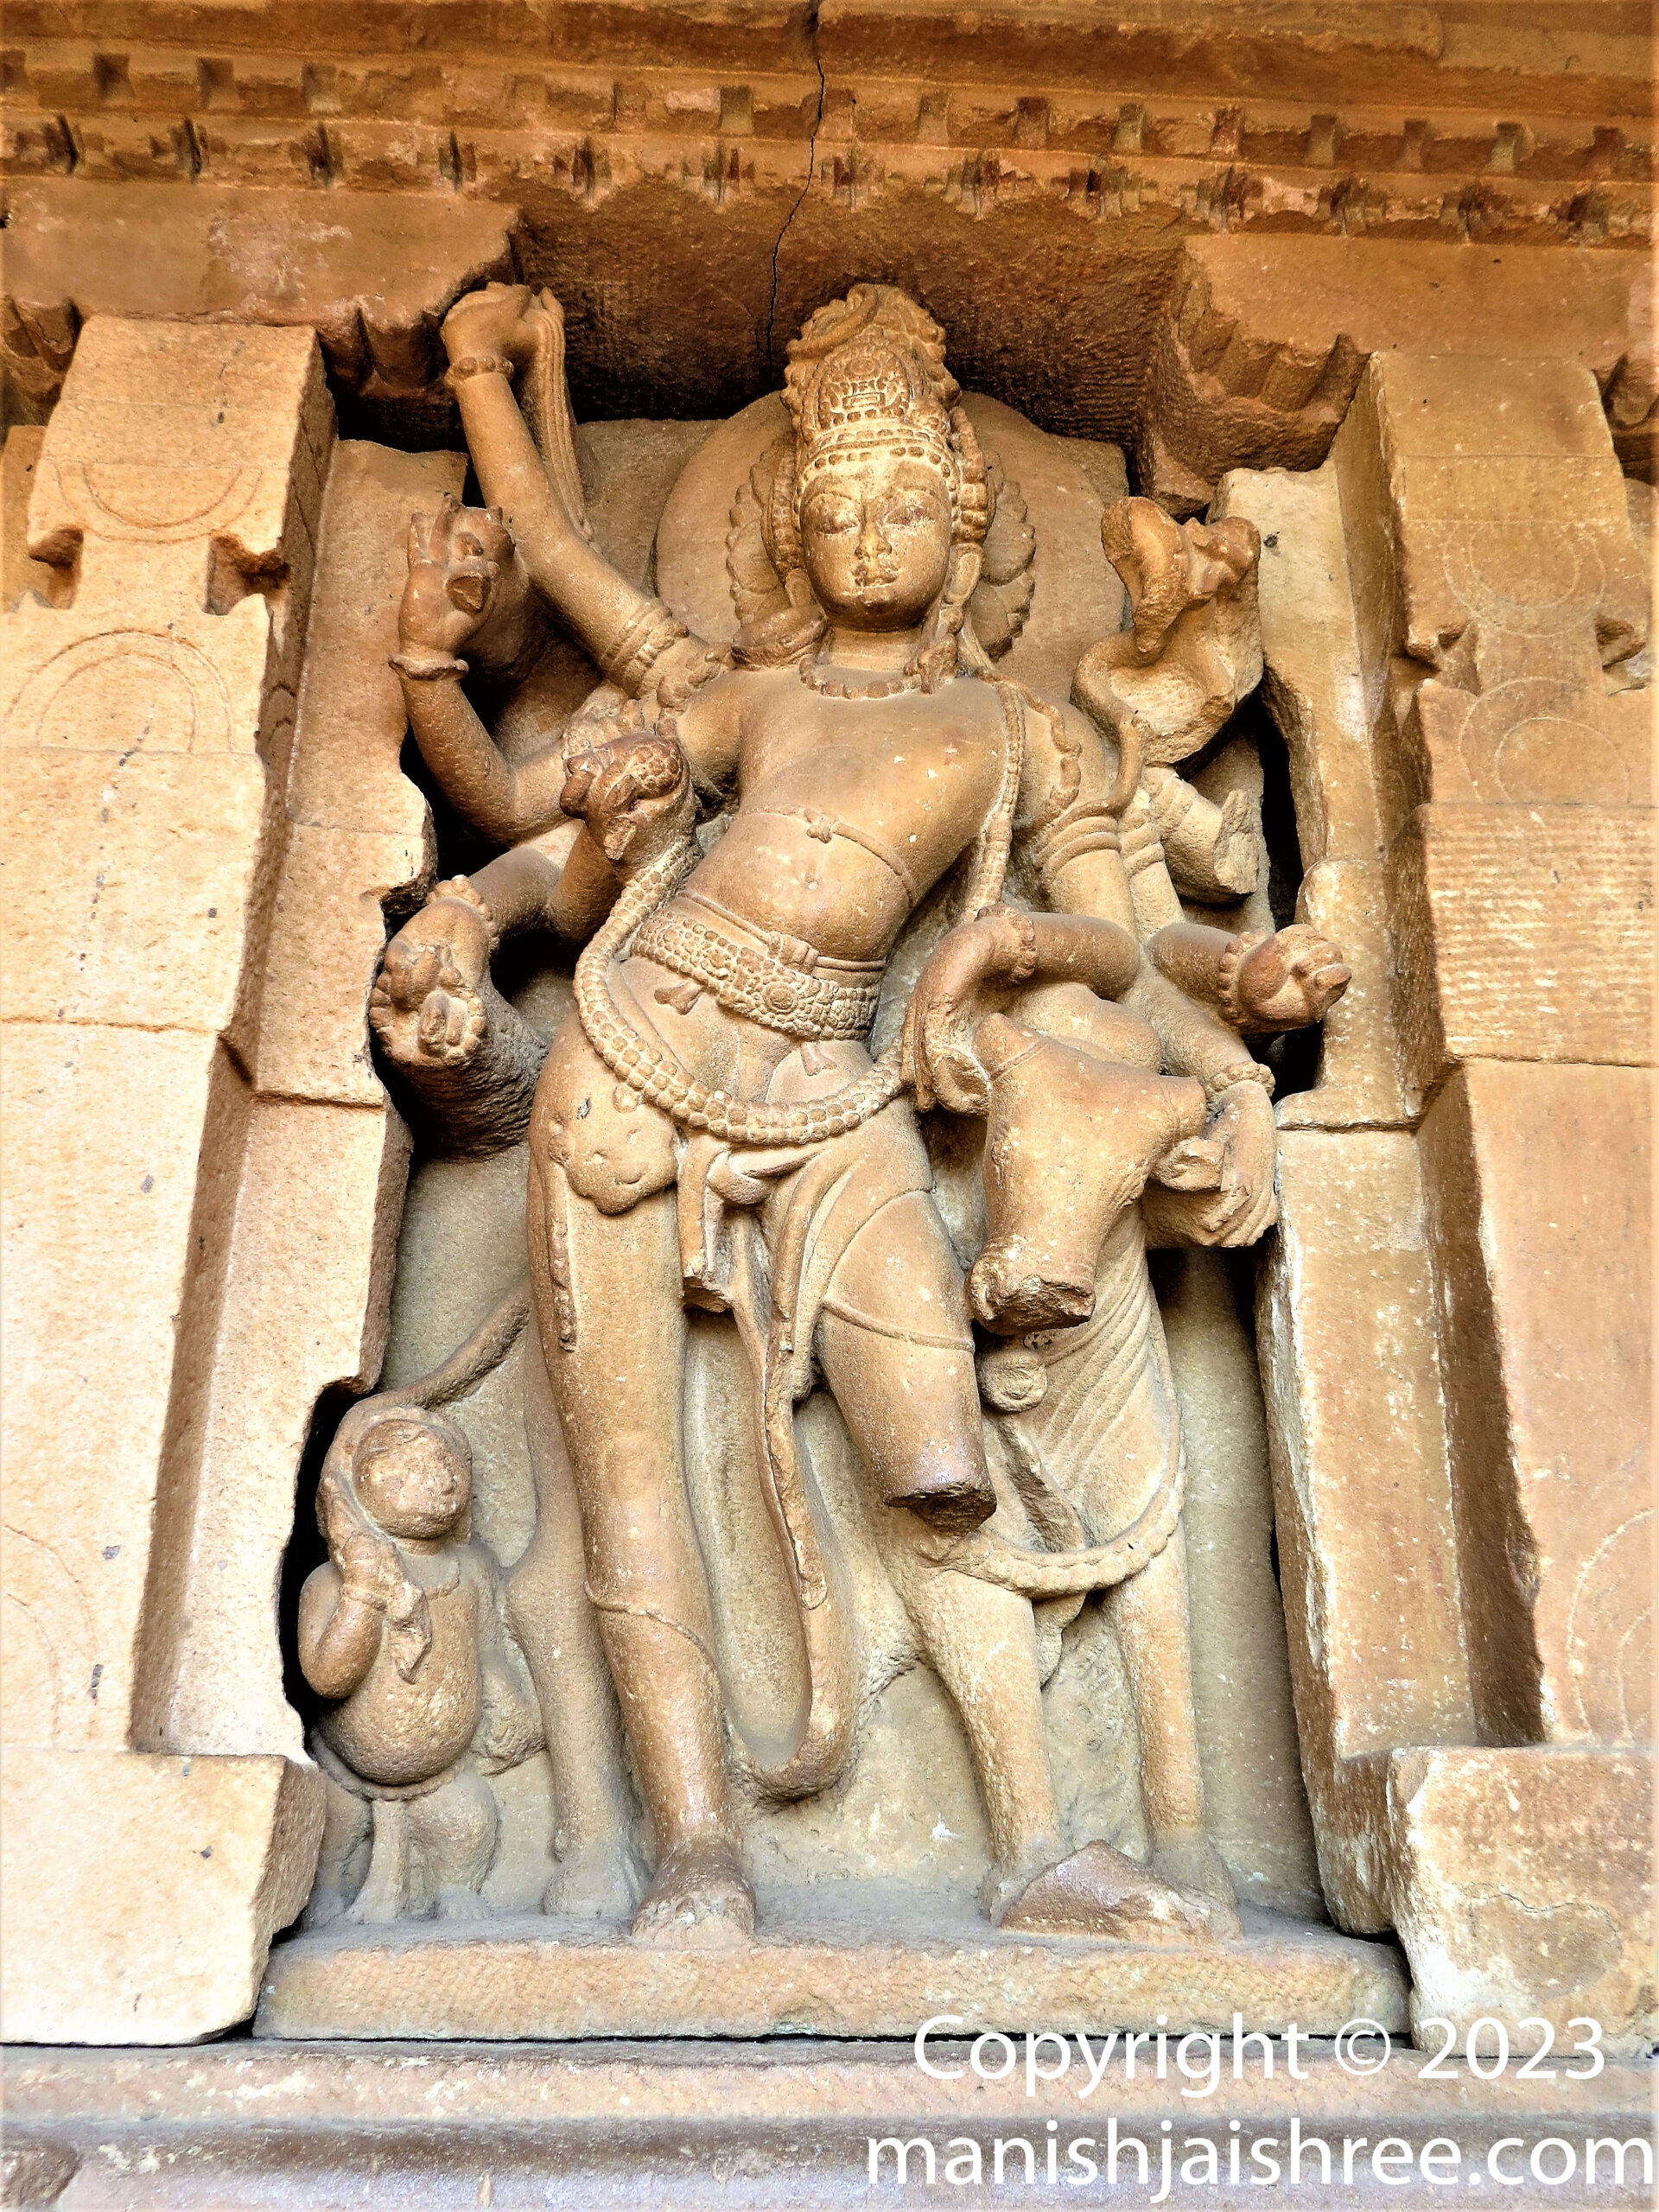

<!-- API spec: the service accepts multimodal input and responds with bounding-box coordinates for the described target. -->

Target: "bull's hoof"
[991,1841,1224,1944]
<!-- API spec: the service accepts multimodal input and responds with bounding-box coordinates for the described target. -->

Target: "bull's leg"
[528,1135,752,1947]
[1105,1526,1241,1933]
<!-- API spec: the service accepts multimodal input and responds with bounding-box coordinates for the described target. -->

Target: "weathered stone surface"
[2,181,517,430]
[1387,803,1657,1106]
[0,751,270,1032]
[0,426,59,610]
[1216,461,1379,869]
[0,319,348,2044]
[10,2040,1653,2212]
[1417,1062,1656,1750]
[1156,1249,1324,1922]
[282,442,458,841]
[1385,1746,1656,2058]
[257,1904,1406,2041]
[1277,860,1407,1132]
[257,444,459,1105]
[1333,353,1650,851]
[0,1022,224,1751]
[156,1095,410,1758]
[1256,1129,1476,1926]
[0,1751,322,2045]
[1151,239,1656,510]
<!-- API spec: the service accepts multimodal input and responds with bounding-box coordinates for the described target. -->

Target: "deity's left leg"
[815,1190,1067,1896]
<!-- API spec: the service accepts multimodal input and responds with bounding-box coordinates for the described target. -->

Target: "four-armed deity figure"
[369,280,1349,1945]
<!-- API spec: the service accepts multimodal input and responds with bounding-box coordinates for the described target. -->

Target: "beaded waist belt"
[632,896,884,1042]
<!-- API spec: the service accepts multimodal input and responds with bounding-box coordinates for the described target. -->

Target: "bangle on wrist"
[1215,931,1268,1030]
[391,649,469,682]
[428,874,501,954]
[1204,1061,1275,1105]
[444,353,515,389]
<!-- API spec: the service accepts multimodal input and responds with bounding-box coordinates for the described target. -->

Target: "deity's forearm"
[451,367,709,700]
[468,835,619,948]
[1127,965,1270,1101]
[1144,922,1257,1029]
[396,665,567,845]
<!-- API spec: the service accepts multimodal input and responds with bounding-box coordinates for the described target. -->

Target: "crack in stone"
[765,14,826,380]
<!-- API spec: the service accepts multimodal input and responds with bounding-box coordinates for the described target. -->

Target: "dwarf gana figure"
[299,1402,543,1924]
[371,281,1348,1946]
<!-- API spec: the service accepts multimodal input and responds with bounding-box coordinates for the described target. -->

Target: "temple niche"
[264,344,1347,2029]
[0,0,1654,2197]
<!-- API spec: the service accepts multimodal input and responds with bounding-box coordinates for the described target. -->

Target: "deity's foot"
[1150,1832,1243,1942]
[988,1840,1220,1945]
[630,1832,755,1948]
[543,1836,649,1923]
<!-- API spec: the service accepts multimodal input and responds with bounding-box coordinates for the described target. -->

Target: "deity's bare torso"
[685,673,1011,960]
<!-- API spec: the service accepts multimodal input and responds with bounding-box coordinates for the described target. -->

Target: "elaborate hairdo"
[729,284,1030,690]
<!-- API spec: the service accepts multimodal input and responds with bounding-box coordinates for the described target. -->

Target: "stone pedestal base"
[5,2043,1654,2210]
[255,1897,1404,2041]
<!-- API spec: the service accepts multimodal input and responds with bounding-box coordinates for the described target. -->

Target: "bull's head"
[966,1012,1206,1333]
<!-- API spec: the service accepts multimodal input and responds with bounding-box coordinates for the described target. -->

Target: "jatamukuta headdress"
[728,285,1035,683]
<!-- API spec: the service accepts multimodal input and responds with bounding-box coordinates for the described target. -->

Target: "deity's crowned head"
[778,286,989,643]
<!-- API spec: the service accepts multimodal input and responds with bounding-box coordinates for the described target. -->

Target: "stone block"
[1384,1745,1656,2057]
[1333,353,1649,798]
[28,318,330,590]
[1397,673,1654,814]
[158,1096,410,1758]
[256,1903,1407,2041]
[20,2040,1650,2208]
[254,823,428,1106]
[1142,237,1653,507]
[0,1024,223,1750]
[1157,1249,1324,1920]
[1417,1062,1656,1748]
[2,586,283,757]
[1388,803,1657,1108]
[1214,461,1381,868]
[283,442,461,837]
[1,428,60,613]
[1277,859,1408,1131]
[2,181,518,424]
[1256,1129,1476,1924]
[0,1750,322,2044]
[0,751,268,1033]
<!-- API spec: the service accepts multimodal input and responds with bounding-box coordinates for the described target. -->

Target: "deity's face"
[798,452,953,631]
[355,1420,471,1541]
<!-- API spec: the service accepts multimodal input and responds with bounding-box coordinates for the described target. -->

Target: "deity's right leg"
[528,1154,753,1946]
[815,1192,1065,1899]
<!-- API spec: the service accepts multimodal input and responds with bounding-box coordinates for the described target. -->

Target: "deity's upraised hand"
[396,497,518,661]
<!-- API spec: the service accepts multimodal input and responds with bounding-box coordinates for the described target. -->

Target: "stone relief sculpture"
[299,1400,544,1925]
[354,281,1350,1953]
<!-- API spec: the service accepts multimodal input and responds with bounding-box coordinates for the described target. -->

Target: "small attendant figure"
[298,1402,543,1924]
